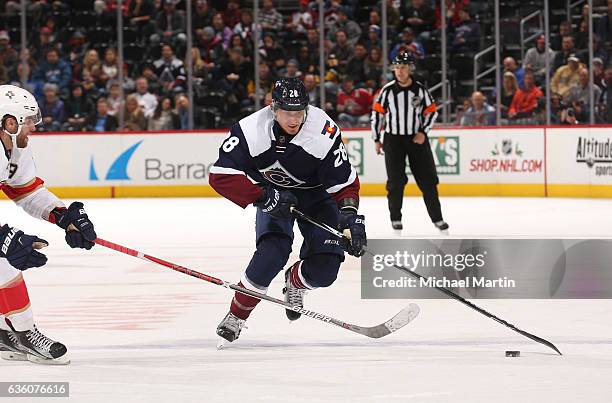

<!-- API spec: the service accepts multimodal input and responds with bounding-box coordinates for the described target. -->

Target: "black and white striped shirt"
[370,80,438,141]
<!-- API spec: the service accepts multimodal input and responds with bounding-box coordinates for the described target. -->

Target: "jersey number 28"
[333,143,348,168]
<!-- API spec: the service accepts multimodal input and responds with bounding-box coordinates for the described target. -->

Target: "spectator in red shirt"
[336,76,373,128]
[508,70,543,121]
[435,0,470,29]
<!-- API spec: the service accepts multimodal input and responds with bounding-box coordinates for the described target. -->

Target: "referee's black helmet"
[392,51,416,66]
[272,77,309,111]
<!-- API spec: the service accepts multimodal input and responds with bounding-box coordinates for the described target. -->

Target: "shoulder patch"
[320,120,339,139]
[238,107,275,157]
[291,106,339,160]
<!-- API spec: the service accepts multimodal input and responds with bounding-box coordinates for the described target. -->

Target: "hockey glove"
[51,202,97,250]
[0,224,48,270]
[339,211,367,257]
[254,187,298,219]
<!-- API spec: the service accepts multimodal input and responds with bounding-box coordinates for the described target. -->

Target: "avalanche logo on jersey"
[259,161,305,188]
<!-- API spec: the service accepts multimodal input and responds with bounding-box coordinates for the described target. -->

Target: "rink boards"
[6,126,612,199]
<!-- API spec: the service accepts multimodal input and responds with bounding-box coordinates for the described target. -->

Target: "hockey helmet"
[0,85,42,132]
[391,52,416,78]
[391,51,416,67]
[271,77,309,112]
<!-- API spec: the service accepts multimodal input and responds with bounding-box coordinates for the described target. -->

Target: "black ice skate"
[391,221,403,230]
[216,312,247,347]
[0,328,27,361]
[15,325,70,365]
[283,267,307,321]
[434,220,450,234]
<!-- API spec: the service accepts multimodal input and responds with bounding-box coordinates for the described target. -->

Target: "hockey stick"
[94,238,419,339]
[291,207,562,355]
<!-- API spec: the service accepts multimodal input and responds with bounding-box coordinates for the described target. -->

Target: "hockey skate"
[434,220,450,235]
[216,312,247,348]
[391,220,403,231]
[0,329,27,361]
[283,267,307,321]
[14,325,70,365]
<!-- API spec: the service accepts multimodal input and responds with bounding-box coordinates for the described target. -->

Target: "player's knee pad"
[245,234,292,287]
[301,253,342,288]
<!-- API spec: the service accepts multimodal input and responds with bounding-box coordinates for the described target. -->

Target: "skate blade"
[1,350,27,361]
[27,354,70,365]
[216,338,231,350]
[438,229,450,236]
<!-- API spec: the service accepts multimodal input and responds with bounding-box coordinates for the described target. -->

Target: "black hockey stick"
[291,207,562,355]
[95,238,420,339]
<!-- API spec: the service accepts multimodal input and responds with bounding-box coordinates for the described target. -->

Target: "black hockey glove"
[0,224,48,271]
[339,211,367,257]
[254,187,298,219]
[51,202,97,250]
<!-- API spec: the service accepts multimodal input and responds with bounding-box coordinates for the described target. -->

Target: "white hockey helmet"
[0,84,42,132]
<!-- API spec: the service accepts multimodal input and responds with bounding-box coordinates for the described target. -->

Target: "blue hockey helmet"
[271,77,309,111]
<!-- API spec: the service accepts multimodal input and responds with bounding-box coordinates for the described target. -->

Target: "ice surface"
[1,196,611,402]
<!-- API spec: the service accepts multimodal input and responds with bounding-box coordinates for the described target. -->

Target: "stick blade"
[516,328,563,355]
[358,303,420,339]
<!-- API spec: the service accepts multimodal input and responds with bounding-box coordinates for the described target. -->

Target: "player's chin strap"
[290,207,563,356]
[1,116,23,138]
[2,129,19,142]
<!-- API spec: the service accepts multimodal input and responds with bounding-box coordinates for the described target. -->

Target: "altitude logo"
[90,141,143,181]
[576,136,612,176]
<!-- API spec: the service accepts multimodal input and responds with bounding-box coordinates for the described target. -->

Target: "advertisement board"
[2,127,608,199]
[547,127,612,195]
[29,133,224,188]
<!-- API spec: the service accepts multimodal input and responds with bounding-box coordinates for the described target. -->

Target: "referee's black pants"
[383,134,443,223]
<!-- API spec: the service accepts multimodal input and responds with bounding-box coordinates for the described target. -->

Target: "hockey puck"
[505,350,520,357]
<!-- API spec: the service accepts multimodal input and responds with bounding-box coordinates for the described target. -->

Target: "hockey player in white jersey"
[0,85,97,364]
[209,78,367,344]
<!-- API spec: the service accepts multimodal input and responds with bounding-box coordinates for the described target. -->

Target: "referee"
[371,52,449,232]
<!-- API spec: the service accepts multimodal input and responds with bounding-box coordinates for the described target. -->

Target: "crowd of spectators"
[0,0,611,131]
[459,0,612,126]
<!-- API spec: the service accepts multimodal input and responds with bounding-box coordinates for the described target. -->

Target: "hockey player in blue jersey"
[209,77,367,343]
